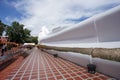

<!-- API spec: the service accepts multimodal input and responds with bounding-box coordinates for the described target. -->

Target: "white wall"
[40,5,120,48]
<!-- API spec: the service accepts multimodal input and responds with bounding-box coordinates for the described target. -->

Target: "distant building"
[23,43,35,46]
[23,43,35,48]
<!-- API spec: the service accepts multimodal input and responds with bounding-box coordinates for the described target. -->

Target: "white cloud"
[11,0,120,36]
[5,16,19,24]
[38,26,49,42]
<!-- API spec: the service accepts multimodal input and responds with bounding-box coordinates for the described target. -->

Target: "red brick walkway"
[6,47,111,80]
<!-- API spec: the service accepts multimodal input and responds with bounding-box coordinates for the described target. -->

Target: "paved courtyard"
[6,47,111,80]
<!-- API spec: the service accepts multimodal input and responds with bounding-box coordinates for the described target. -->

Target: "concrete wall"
[44,49,120,79]
[93,58,120,79]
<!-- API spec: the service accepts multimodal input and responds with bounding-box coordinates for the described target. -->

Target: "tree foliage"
[25,36,38,44]
[30,36,38,44]
[0,20,6,36]
[0,20,38,44]
[6,21,31,44]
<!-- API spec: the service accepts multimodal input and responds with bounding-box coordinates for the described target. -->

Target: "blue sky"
[0,0,120,36]
[0,0,22,24]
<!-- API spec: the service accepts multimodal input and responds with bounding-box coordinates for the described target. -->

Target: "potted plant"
[87,48,96,74]
[53,54,58,58]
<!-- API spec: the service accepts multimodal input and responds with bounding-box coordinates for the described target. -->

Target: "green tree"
[25,36,38,44]
[30,36,38,44]
[0,20,6,36]
[6,21,31,44]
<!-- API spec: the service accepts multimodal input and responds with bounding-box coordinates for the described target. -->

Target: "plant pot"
[41,49,43,51]
[87,64,96,74]
[53,54,58,58]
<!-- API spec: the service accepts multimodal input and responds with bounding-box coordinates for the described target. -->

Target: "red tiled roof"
[0,36,8,43]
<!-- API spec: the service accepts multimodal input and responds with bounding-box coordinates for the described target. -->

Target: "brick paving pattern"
[6,47,112,80]
[0,56,24,80]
